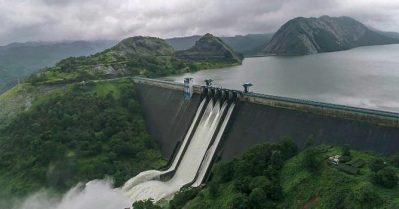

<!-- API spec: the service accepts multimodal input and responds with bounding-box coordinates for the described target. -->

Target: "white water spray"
[9,179,130,209]
[123,95,235,203]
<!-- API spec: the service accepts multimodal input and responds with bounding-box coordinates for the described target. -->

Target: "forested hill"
[147,141,399,209]
[0,40,116,94]
[27,34,241,85]
[262,16,399,55]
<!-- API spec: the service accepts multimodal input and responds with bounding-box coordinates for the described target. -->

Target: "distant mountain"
[0,40,117,93]
[262,16,399,56]
[220,33,273,55]
[166,33,273,55]
[370,29,399,40]
[166,35,202,51]
[176,33,243,64]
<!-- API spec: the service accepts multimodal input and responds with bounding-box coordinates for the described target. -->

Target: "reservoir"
[164,44,399,112]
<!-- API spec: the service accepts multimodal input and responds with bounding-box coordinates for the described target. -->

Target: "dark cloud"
[0,0,398,45]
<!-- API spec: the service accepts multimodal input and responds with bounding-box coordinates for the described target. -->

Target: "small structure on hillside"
[328,155,341,165]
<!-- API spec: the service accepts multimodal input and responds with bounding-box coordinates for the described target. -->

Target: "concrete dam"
[123,77,399,202]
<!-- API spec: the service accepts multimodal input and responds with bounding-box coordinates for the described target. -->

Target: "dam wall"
[132,77,399,161]
[134,79,201,159]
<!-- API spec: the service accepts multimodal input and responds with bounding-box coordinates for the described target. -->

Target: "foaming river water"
[164,44,399,113]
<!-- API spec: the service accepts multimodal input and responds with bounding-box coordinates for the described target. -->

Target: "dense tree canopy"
[0,80,165,196]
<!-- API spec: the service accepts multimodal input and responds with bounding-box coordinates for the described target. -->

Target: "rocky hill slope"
[176,33,243,64]
[262,16,399,55]
[166,33,273,55]
[28,34,240,84]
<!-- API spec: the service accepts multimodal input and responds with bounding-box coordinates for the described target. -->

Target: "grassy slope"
[0,79,166,198]
[166,143,399,209]
[280,145,399,209]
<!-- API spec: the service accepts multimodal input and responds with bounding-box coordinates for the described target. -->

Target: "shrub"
[132,199,161,209]
[352,183,382,209]
[369,158,386,173]
[249,188,274,208]
[390,154,399,168]
[373,167,398,188]
[227,193,250,209]
[341,144,352,158]
[278,136,298,160]
[302,147,322,174]
[169,187,202,209]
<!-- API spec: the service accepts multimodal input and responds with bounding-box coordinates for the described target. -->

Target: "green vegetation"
[168,138,298,209]
[0,40,115,93]
[27,35,241,85]
[161,141,399,209]
[280,145,399,209]
[0,34,243,202]
[133,199,162,209]
[0,79,166,198]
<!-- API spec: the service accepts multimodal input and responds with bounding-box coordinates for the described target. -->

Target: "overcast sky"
[0,0,398,45]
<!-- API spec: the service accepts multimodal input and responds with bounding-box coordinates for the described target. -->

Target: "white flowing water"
[192,103,235,187]
[123,97,233,203]
[122,99,207,191]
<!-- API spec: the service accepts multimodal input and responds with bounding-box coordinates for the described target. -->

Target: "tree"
[304,135,315,148]
[271,151,284,169]
[208,182,219,198]
[353,183,382,209]
[302,147,322,174]
[369,158,385,173]
[169,187,201,209]
[278,136,298,160]
[233,176,251,194]
[390,154,399,168]
[228,193,250,209]
[341,144,352,158]
[132,199,162,209]
[373,167,398,188]
[249,188,273,209]
[213,161,234,183]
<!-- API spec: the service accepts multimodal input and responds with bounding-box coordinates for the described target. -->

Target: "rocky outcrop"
[176,33,243,63]
[113,36,174,57]
[262,16,399,55]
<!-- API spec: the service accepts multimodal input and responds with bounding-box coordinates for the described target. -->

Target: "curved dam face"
[135,83,201,159]
[125,78,237,202]
[133,78,399,162]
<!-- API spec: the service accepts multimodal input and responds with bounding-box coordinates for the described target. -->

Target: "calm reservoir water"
[164,44,399,113]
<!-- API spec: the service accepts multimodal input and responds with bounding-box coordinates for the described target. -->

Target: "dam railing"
[132,77,399,127]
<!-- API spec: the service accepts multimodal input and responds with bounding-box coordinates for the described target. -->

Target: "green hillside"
[157,141,399,209]
[27,35,240,85]
[0,79,166,198]
[0,40,116,94]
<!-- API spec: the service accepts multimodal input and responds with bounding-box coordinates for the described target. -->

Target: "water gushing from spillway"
[122,93,235,203]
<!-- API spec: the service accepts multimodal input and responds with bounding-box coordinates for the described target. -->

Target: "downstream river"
[164,44,399,113]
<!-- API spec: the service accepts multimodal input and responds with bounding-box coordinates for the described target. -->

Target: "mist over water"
[8,180,130,209]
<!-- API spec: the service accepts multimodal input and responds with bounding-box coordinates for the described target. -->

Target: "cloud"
[0,0,398,45]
